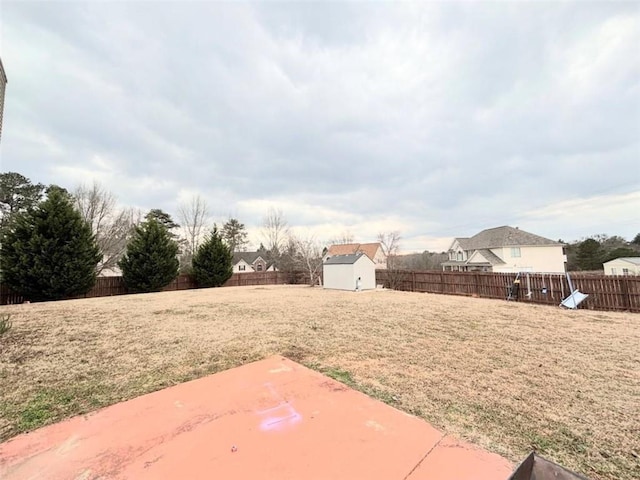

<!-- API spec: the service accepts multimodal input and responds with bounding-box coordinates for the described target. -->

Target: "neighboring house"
[232,252,276,273]
[0,57,7,142]
[603,257,640,276]
[323,253,376,291]
[324,242,387,269]
[99,266,122,277]
[442,226,566,273]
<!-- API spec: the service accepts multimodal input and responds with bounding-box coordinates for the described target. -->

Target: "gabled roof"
[326,243,381,261]
[232,251,266,265]
[604,257,640,265]
[324,253,367,265]
[452,226,561,251]
[0,57,6,84]
[473,249,506,265]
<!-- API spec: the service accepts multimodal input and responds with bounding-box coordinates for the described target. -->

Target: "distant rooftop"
[604,257,640,265]
[454,226,561,250]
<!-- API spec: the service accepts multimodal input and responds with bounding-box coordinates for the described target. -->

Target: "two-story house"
[323,242,387,269]
[232,252,276,273]
[442,226,566,273]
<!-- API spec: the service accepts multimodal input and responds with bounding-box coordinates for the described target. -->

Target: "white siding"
[323,256,376,291]
[372,249,387,269]
[353,256,376,290]
[233,259,253,273]
[323,264,356,290]
[492,245,565,273]
[603,259,640,276]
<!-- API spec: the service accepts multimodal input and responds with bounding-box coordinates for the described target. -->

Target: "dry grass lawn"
[1,286,638,479]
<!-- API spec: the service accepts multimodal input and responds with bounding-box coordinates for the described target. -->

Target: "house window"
[623,268,629,275]
[457,252,463,261]
[611,268,617,275]
[238,265,245,271]
[257,263,263,271]
[511,247,521,258]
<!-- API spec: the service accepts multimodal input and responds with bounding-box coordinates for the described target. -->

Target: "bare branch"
[177,195,210,260]
[378,231,402,287]
[291,232,324,286]
[328,231,355,245]
[74,182,139,274]
[261,207,289,259]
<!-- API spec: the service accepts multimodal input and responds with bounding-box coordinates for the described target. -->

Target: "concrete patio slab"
[0,356,513,479]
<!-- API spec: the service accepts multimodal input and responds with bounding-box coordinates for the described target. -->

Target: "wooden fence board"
[3,270,639,313]
[375,270,640,313]
[0,271,312,305]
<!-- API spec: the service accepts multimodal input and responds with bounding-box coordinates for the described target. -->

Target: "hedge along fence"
[0,271,314,305]
[375,270,640,313]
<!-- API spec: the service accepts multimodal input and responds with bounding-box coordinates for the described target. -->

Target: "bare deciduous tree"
[377,231,402,288]
[261,207,289,263]
[177,195,210,262]
[292,233,324,286]
[328,231,355,245]
[74,182,139,274]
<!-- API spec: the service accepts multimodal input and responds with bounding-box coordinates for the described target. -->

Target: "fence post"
[412,271,416,292]
[474,273,479,297]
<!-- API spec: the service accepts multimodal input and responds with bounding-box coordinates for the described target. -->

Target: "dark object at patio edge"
[507,452,590,480]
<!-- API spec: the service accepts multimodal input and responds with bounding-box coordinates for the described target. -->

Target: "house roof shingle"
[232,251,266,265]
[453,226,561,251]
[326,243,381,261]
[476,249,506,265]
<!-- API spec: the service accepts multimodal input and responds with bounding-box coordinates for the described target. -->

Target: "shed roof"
[324,253,366,265]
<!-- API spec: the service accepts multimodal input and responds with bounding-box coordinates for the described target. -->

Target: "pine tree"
[119,218,179,293]
[221,218,248,253]
[0,188,101,301]
[576,238,605,271]
[192,226,233,288]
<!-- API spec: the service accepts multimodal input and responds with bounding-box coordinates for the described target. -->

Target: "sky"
[1,1,639,252]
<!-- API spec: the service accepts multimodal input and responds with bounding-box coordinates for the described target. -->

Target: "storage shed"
[323,253,376,291]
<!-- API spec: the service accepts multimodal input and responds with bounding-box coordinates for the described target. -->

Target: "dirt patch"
[1,285,638,480]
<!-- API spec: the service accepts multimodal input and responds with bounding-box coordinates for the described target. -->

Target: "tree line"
[0,171,398,299]
[563,234,640,272]
[0,172,237,300]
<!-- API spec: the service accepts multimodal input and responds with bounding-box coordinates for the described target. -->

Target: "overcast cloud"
[1,1,638,251]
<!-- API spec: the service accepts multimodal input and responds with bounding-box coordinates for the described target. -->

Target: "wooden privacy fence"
[0,271,313,305]
[375,270,640,312]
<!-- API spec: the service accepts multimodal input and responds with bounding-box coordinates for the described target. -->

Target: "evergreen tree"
[192,226,233,287]
[575,238,605,271]
[221,218,248,253]
[119,218,179,292]
[145,209,180,233]
[0,188,101,301]
[0,172,45,232]
[603,247,638,262]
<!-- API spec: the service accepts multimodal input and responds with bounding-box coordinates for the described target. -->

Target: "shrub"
[0,188,101,301]
[192,226,233,287]
[119,218,179,293]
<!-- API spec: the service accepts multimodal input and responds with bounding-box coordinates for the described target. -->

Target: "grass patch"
[0,285,637,480]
